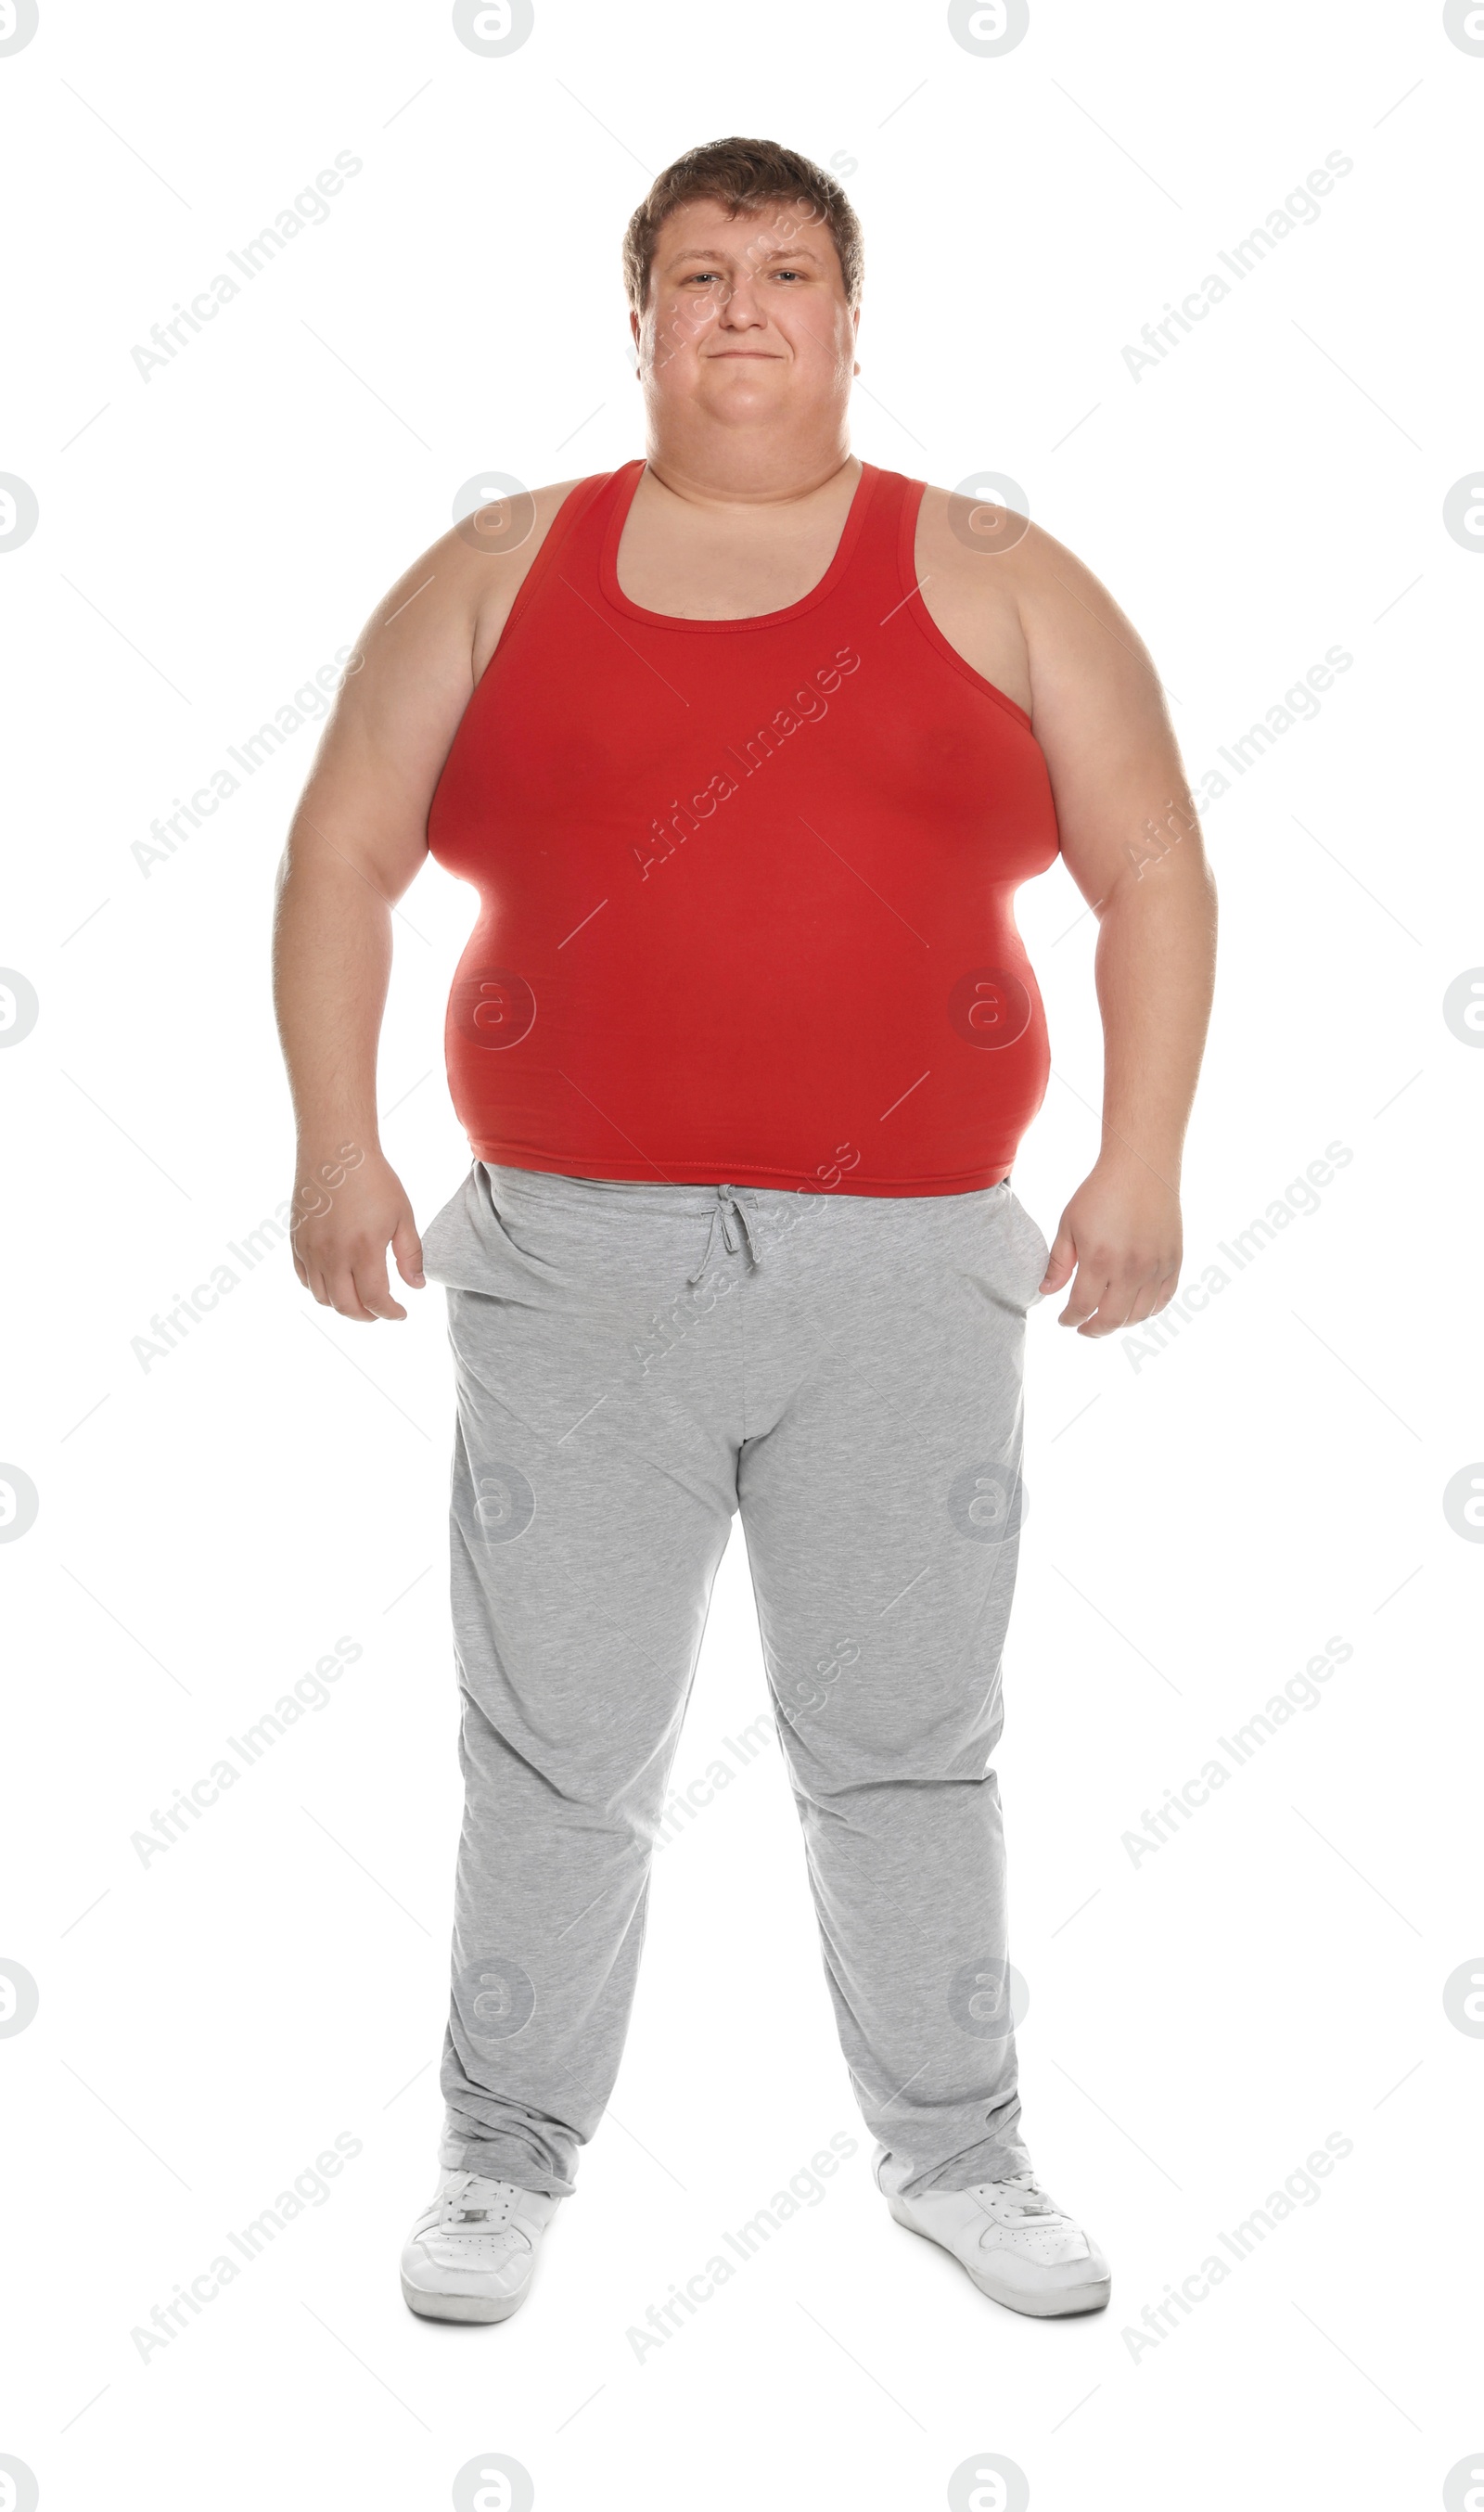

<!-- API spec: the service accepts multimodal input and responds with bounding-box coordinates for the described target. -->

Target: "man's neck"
[639,429,856,513]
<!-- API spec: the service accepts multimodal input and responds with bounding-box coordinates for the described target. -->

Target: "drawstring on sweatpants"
[687,1185,761,1285]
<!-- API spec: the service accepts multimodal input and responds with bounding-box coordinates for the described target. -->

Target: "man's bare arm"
[275,482,585,1317]
[1017,528,1218,1338]
[272,527,489,1321]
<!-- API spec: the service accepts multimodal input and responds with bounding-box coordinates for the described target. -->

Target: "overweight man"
[273,136,1215,2328]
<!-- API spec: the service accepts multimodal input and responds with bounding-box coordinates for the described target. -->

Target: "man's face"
[633,198,858,429]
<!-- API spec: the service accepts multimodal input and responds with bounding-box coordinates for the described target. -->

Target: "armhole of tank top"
[475,468,617,687]
[896,474,1036,737]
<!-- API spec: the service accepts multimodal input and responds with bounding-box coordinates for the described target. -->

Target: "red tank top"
[427,458,1060,1196]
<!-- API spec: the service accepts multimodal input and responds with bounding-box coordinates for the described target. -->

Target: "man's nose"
[716,278,766,327]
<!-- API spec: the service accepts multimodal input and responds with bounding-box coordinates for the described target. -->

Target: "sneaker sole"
[401,2274,527,2325]
[885,2198,1111,2318]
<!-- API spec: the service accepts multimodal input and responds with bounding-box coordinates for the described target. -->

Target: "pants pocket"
[420,1162,493,1289]
[1003,1186,1052,1301]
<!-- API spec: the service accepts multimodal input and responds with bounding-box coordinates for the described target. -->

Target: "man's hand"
[1040,1153,1182,1338]
[291,1147,425,1323]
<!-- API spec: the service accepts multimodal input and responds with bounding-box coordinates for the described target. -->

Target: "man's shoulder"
[915,481,1137,655]
[365,474,597,672]
[450,475,602,674]
[913,479,1086,596]
[907,481,1152,713]
[424,473,595,576]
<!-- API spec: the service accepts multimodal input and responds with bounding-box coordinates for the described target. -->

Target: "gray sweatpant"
[419,1160,1051,2201]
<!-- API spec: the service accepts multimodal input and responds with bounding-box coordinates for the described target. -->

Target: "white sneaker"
[400,2168,561,2324]
[875,2146,1110,2317]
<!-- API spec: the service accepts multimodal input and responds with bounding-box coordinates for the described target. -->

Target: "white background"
[2,2,1481,2506]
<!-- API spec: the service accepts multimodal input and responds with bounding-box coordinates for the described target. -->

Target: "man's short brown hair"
[622,136,864,315]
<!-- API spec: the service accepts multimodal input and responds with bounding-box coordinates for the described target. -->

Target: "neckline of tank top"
[596,455,882,634]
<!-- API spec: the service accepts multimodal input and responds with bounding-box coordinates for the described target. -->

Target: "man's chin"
[696,371,791,411]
